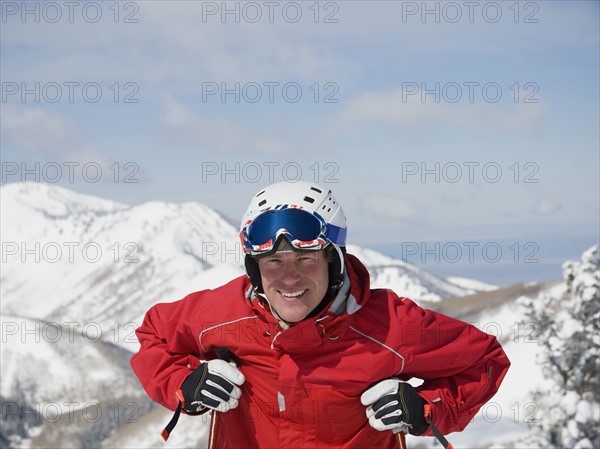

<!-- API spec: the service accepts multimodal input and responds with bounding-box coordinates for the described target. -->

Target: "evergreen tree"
[521,245,599,448]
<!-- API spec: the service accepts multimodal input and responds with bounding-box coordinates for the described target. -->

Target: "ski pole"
[396,430,408,449]
[208,347,234,449]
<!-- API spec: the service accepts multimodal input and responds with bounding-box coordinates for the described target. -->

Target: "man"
[131,181,510,448]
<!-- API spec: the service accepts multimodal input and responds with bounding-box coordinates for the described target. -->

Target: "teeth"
[280,290,306,298]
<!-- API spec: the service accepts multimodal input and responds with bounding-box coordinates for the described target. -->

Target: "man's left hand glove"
[360,379,429,435]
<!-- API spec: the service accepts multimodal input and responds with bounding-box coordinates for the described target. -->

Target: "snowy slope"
[0,314,152,448]
[347,245,492,301]
[446,276,498,292]
[402,283,561,448]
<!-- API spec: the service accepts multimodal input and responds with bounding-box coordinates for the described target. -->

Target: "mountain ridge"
[1,182,495,330]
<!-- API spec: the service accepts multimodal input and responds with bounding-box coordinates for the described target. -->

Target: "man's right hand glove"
[360,379,429,435]
[180,359,245,413]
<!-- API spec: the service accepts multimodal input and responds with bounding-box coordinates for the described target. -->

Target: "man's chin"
[272,305,310,324]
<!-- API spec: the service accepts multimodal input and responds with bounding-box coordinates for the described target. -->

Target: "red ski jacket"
[131,254,510,448]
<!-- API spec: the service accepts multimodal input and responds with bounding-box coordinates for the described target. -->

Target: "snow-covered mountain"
[1,182,502,448]
[1,182,242,329]
[1,183,492,328]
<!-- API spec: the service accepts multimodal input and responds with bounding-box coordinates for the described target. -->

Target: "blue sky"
[1,0,598,285]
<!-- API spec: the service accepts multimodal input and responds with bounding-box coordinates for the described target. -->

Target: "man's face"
[257,249,329,323]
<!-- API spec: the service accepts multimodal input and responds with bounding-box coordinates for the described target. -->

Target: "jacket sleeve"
[395,297,510,435]
[130,293,207,411]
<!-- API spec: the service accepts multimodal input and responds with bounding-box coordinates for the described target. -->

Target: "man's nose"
[279,261,302,284]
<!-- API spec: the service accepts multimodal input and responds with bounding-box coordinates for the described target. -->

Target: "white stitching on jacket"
[199,316,259,352]
[349,325,405,374]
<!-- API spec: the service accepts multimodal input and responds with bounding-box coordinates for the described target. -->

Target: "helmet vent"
[303,196,315,204]
[310,187,322,193]
[258,199,267,206]
[257,190,266,196]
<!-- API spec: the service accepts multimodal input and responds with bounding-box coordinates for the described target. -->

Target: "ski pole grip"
[215,347,232,363]
[162,351,231,442]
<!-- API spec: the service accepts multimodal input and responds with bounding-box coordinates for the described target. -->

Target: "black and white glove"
[180,359,245,413]
[360,379,428,435]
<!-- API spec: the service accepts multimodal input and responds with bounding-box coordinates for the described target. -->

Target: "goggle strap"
[326,223,347,246]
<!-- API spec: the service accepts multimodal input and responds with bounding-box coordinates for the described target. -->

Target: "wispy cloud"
[1,3,346,86]
[339,87,545,133]
[534,199,562,215]
[0,104,107,162]
[161,94,291,154]
[362,196,424,224]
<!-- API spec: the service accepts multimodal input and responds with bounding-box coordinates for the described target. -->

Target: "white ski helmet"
[240,181,347,294]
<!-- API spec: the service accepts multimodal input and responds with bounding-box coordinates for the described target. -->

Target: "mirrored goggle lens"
[247,209,324,247]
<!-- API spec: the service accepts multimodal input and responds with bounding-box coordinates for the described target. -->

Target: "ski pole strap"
[424,404,454,449]
[161,389,185,441]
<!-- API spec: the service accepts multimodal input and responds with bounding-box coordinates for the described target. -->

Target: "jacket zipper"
[462,365,493,409]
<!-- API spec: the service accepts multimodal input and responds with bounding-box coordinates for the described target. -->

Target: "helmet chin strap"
[254,289,292,330]
[331,244,346,287]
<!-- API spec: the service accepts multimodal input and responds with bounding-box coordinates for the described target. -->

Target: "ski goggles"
[240,208,346,256]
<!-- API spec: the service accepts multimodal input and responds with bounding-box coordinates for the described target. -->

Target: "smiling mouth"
[278,289,307,299]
